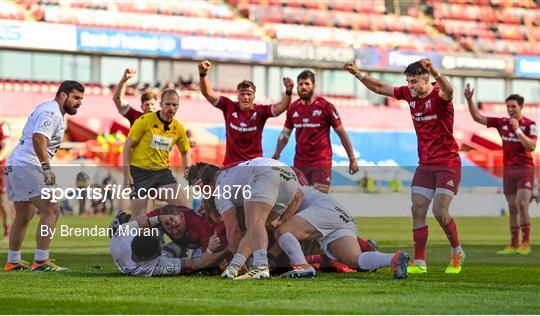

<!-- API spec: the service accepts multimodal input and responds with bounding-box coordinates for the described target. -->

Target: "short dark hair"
[141,90,157,104]
[185,162,211,186]
[200,164,221,187]
[403,62,429,76]
[237,80,256,91]
[506,94,524,106]
[56,80,84,97]
[160,204,181,216]
[131,235,161,260]
[297,70,315,83]
[161,88,179,99]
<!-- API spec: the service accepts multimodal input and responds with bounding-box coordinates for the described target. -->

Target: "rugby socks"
[412,225,428,262]
[278,232,308,266]
[252,249,269,267]
[511,225,520,248]
[357,236,374,252]
[521,223,530,244]
[357,252,393,270]
[229,254,246,271]
[7,250,21,264]
[441,218,460,249]
[34,249,49,262]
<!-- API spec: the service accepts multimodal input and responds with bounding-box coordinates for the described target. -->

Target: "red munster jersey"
[284,97,342,167]
[486,116,537,166]
[393,85,460,166]
[122,106,143,126]
[146,207,227,252]
[0,122,10,165]
[215,96,274,166]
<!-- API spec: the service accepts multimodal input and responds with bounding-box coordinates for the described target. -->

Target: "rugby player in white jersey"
[199,157,300,279]
[3,81,84,272]
[275,186,410,279]
[110,211,227,277]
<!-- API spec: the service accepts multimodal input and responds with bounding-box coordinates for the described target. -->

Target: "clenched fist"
[122,68,136,82]
[198,60,212,74]
[283,77,294,94]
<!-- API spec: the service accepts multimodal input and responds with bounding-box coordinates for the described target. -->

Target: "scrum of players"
[109,158,409,279]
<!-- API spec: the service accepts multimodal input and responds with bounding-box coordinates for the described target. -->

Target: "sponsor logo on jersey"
[230,122,257,132]
[412,114,438,122]
[240,122,247,127]
[302,118,309,123]
[424,100,432,111]
[150,135,173,150]
[530,124,537,136]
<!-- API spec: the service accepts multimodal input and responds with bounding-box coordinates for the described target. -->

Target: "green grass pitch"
[1,215,539,314]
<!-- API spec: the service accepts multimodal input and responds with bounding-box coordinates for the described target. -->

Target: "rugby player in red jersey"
[272,70,359,193]
[198,60,293,167]
[466,87,536,255]
[345,59,465,274]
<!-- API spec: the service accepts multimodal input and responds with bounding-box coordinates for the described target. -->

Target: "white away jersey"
[109,222,182,277]
[7,101,65,166]
[215,157,298,215]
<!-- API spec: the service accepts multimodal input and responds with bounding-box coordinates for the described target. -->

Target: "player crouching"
[274,186,410,279]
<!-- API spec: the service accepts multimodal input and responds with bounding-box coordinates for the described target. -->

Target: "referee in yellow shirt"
[123,89,190,217]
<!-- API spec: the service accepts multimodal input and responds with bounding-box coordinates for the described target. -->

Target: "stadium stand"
[229,0,460,51]
[15,0,264,39]
[428,0,540,54]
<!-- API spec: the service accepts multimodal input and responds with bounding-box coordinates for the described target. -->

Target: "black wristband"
[199,72,207,77]
[285,90,292,96]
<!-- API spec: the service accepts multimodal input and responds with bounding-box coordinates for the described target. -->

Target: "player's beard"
[299,89,313,101]
[63,99,78,115]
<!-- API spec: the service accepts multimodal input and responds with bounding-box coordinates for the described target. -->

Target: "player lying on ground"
[109,210,227,277]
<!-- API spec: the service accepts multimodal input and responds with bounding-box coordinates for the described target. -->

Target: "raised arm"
[198,60,220,105]
[112,68,136,113]
[271,77,294,116]
[272,128,292,160]
[343,61,395,97]
[419,58,454,102]
[464,83,487,126]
